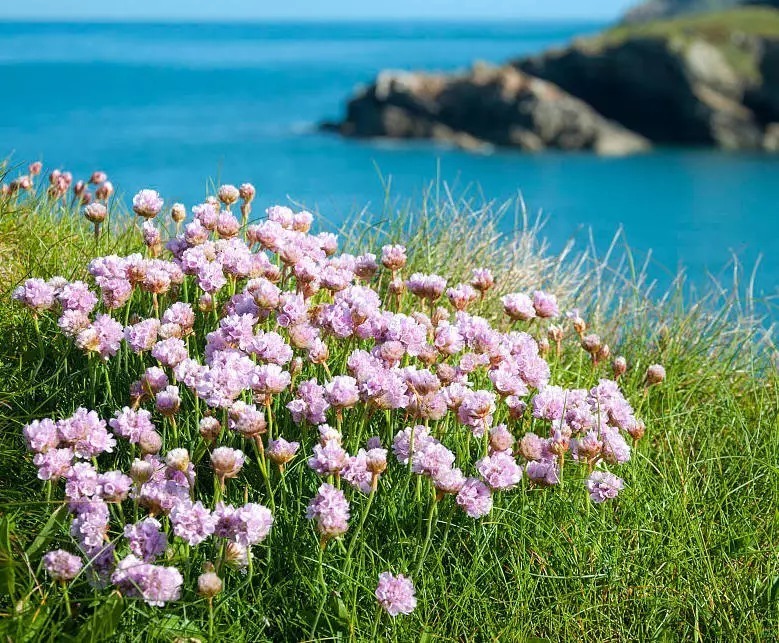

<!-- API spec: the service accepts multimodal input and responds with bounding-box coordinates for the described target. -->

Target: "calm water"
[1,21,778,297]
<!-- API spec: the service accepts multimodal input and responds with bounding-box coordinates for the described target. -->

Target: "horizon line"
[0,16,617,24]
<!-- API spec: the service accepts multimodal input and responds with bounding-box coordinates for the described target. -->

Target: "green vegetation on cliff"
[598,7,779,79]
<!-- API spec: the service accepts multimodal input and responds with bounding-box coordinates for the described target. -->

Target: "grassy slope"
[586,7,779,80]
[0,185,777,641]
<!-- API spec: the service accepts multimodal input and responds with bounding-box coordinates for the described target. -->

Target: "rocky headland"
[322,7,779,154]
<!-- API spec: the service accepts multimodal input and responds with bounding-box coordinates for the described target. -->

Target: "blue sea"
[1,21,778,299]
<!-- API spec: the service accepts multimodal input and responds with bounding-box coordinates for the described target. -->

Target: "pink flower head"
[446,283,478,311]
[169,500,216,546]
[306,483,350,539]
[132,189,164,218]
[57,408,116,458]
[308,440,348,476]
[586,470,624,503]
[525,459,560,486]
[406,273,447,301]
[532,290,559,318]
[23,419,60,453]
[43,549,82,582]
[456,478,493,518]
[125,318,160,354]
[476,451,523,490]
[392,425,435,465]
[215,502,273,546]
[471,268,494,293]
[112,555,182,606]
[267,437,300,465]
[502,293,536,321]
[58,281,98,314]
[323,376,359,410]
[375,572,417,616]
[12,278,56,312]
[381,244,407,271]
[253,364,291,396]
[124,517,168,562]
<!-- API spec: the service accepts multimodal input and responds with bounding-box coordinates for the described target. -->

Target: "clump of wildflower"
[375,572,417,616]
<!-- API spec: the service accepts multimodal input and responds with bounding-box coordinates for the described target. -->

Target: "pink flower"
[532,290,559,318]
[43,549,82,582]
[586,470,624,503]
[132,189,164,218]
[456,478,493,518]
[375,572,417,616]
[306,483,350,539]
[502,293,535,321]
[476,451,523,490]
[112,555,182,606]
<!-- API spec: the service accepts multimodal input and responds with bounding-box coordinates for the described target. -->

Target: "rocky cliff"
[516,8,779,150]
[322,64,649,155]
[323,7,779,154]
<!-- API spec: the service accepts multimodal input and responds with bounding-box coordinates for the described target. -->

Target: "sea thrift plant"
[9,170,657,637]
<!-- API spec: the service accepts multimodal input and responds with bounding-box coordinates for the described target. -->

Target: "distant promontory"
[322,7,779,154]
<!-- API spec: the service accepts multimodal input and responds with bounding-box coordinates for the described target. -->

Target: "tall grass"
[0,179,777,642]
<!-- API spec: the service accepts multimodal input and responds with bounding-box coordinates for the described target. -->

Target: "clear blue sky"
[1,0,637,21]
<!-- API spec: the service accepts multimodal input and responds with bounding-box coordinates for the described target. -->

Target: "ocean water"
[1,21,778,298]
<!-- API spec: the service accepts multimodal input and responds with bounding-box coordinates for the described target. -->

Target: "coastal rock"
[324,64,650,155]
[516,35,773,149]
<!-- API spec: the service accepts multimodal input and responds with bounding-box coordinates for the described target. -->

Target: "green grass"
[0,177,777,642]
[584,6,779,82]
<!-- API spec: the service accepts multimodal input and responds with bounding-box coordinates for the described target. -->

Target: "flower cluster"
[14,174,657,621]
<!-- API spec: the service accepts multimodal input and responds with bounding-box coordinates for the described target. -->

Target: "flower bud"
[130,458,154,484]
[138,430,162,455]
[597,343,610,363]
[83,202,107,224]
[366,448,387,475]
[547,324,563,344]
[198,293,215,312]
[211,447,245,480]
[198,571,223,599]
[581,333,601,355]
[537,337,550,357]
[171,202,186,223]
[217,184,240,206]
[89,171,107,185]
[95,181,114,201]
[165,448,190,471]
[388,277,405,296]
[646,364,666,385]
[627,418,646,441]
[199,416,221,443]
[572,315,586,336]
[612,356,627,378]
[239,183,256,202]
[290,356,303,378]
